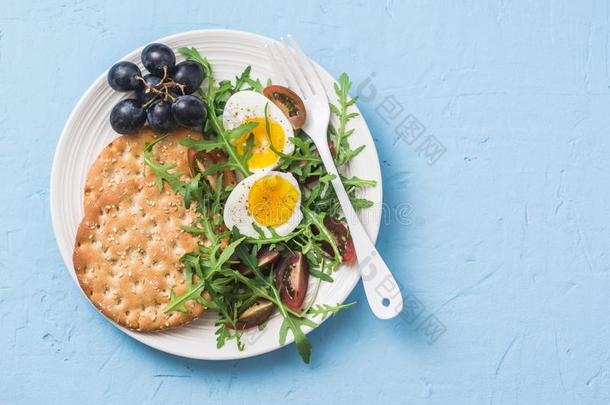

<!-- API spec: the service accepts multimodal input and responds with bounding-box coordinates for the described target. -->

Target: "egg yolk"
[234,117,285,169]
[248,175,299,227]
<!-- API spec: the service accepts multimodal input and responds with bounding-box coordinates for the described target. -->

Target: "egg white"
[223,171,303,239]
[222,90,295,172]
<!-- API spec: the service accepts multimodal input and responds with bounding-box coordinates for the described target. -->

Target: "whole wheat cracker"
[73,128,207,331]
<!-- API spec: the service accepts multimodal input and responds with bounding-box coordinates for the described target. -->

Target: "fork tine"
[269,42,305,98]
[281,37,314,97]
[265,43,287,86]
[278,38,311,98]
[286,34,325,96]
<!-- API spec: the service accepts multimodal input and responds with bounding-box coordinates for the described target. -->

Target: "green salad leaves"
[141,47,375,363]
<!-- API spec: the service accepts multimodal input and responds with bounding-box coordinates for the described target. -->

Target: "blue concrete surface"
[2,0,610,403]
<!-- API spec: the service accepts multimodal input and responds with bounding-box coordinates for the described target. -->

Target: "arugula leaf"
[328,73,362,167]
[226,121,259,142]
[341,175,377,188]
[179,47,251,177]
[303,208,341,261]
[350,197,374,209]
[277,308,318,363]
[307,302,356,321]
[163,237,244,313]
[244,229,304,245]
[244,77,264,93]
[215,323,230,349]
[181,225,206,235]
[307,267,334,282]
[180,138,224,152]
[198,161,231,176]
[183,173,201,209]
[217,237,246,267]
[341,144,365,162]
[164,282,206,313]
[250,222,266,239]
[143,136,187,194]
[177,47,211,72]
[233,65,264,93]
[234,66,252,92]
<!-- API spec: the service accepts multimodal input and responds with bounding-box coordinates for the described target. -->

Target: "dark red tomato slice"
[187,148,237,190]
[234,246,281,277]
[321,216,356,265]
[227,299,275,330]
[257,246,281,268]
[263,85,307,129]
[275,252,309,310]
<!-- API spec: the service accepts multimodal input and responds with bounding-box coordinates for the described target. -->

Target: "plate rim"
[50,28,383,360]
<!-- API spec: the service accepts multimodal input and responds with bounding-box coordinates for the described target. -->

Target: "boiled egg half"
[222,90,295,172]
[223,171,303,238]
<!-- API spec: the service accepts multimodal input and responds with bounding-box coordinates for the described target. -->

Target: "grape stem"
[135,64,187,106]
[160,65,169,82]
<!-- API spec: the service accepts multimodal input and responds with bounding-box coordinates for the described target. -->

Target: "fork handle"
[314,141,404,319]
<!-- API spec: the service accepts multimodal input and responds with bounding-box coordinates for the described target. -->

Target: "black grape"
[147,100,177,132]
[109,99,146,134]
[141,43,175,76]
[171,60,205,94]
[172,95,207,128]
[107,61,143,92]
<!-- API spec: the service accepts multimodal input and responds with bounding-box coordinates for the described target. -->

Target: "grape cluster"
[107,43,207,134]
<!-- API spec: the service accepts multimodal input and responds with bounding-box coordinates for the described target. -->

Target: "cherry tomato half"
[234,246,282,277]
[187,147,237,190]
[263,85,307,129]
[275,252,309,310]
[321,216,356,265]
[227,298,275,330]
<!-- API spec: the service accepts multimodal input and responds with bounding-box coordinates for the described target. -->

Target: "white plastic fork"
[267,35,403,319]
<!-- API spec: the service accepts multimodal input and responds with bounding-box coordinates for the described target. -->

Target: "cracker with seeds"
[73,128,206,331]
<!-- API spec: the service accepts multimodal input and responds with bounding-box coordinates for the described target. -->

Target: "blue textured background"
[2,0,610,404]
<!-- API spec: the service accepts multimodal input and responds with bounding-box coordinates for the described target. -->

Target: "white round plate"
[50,29,382,360]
